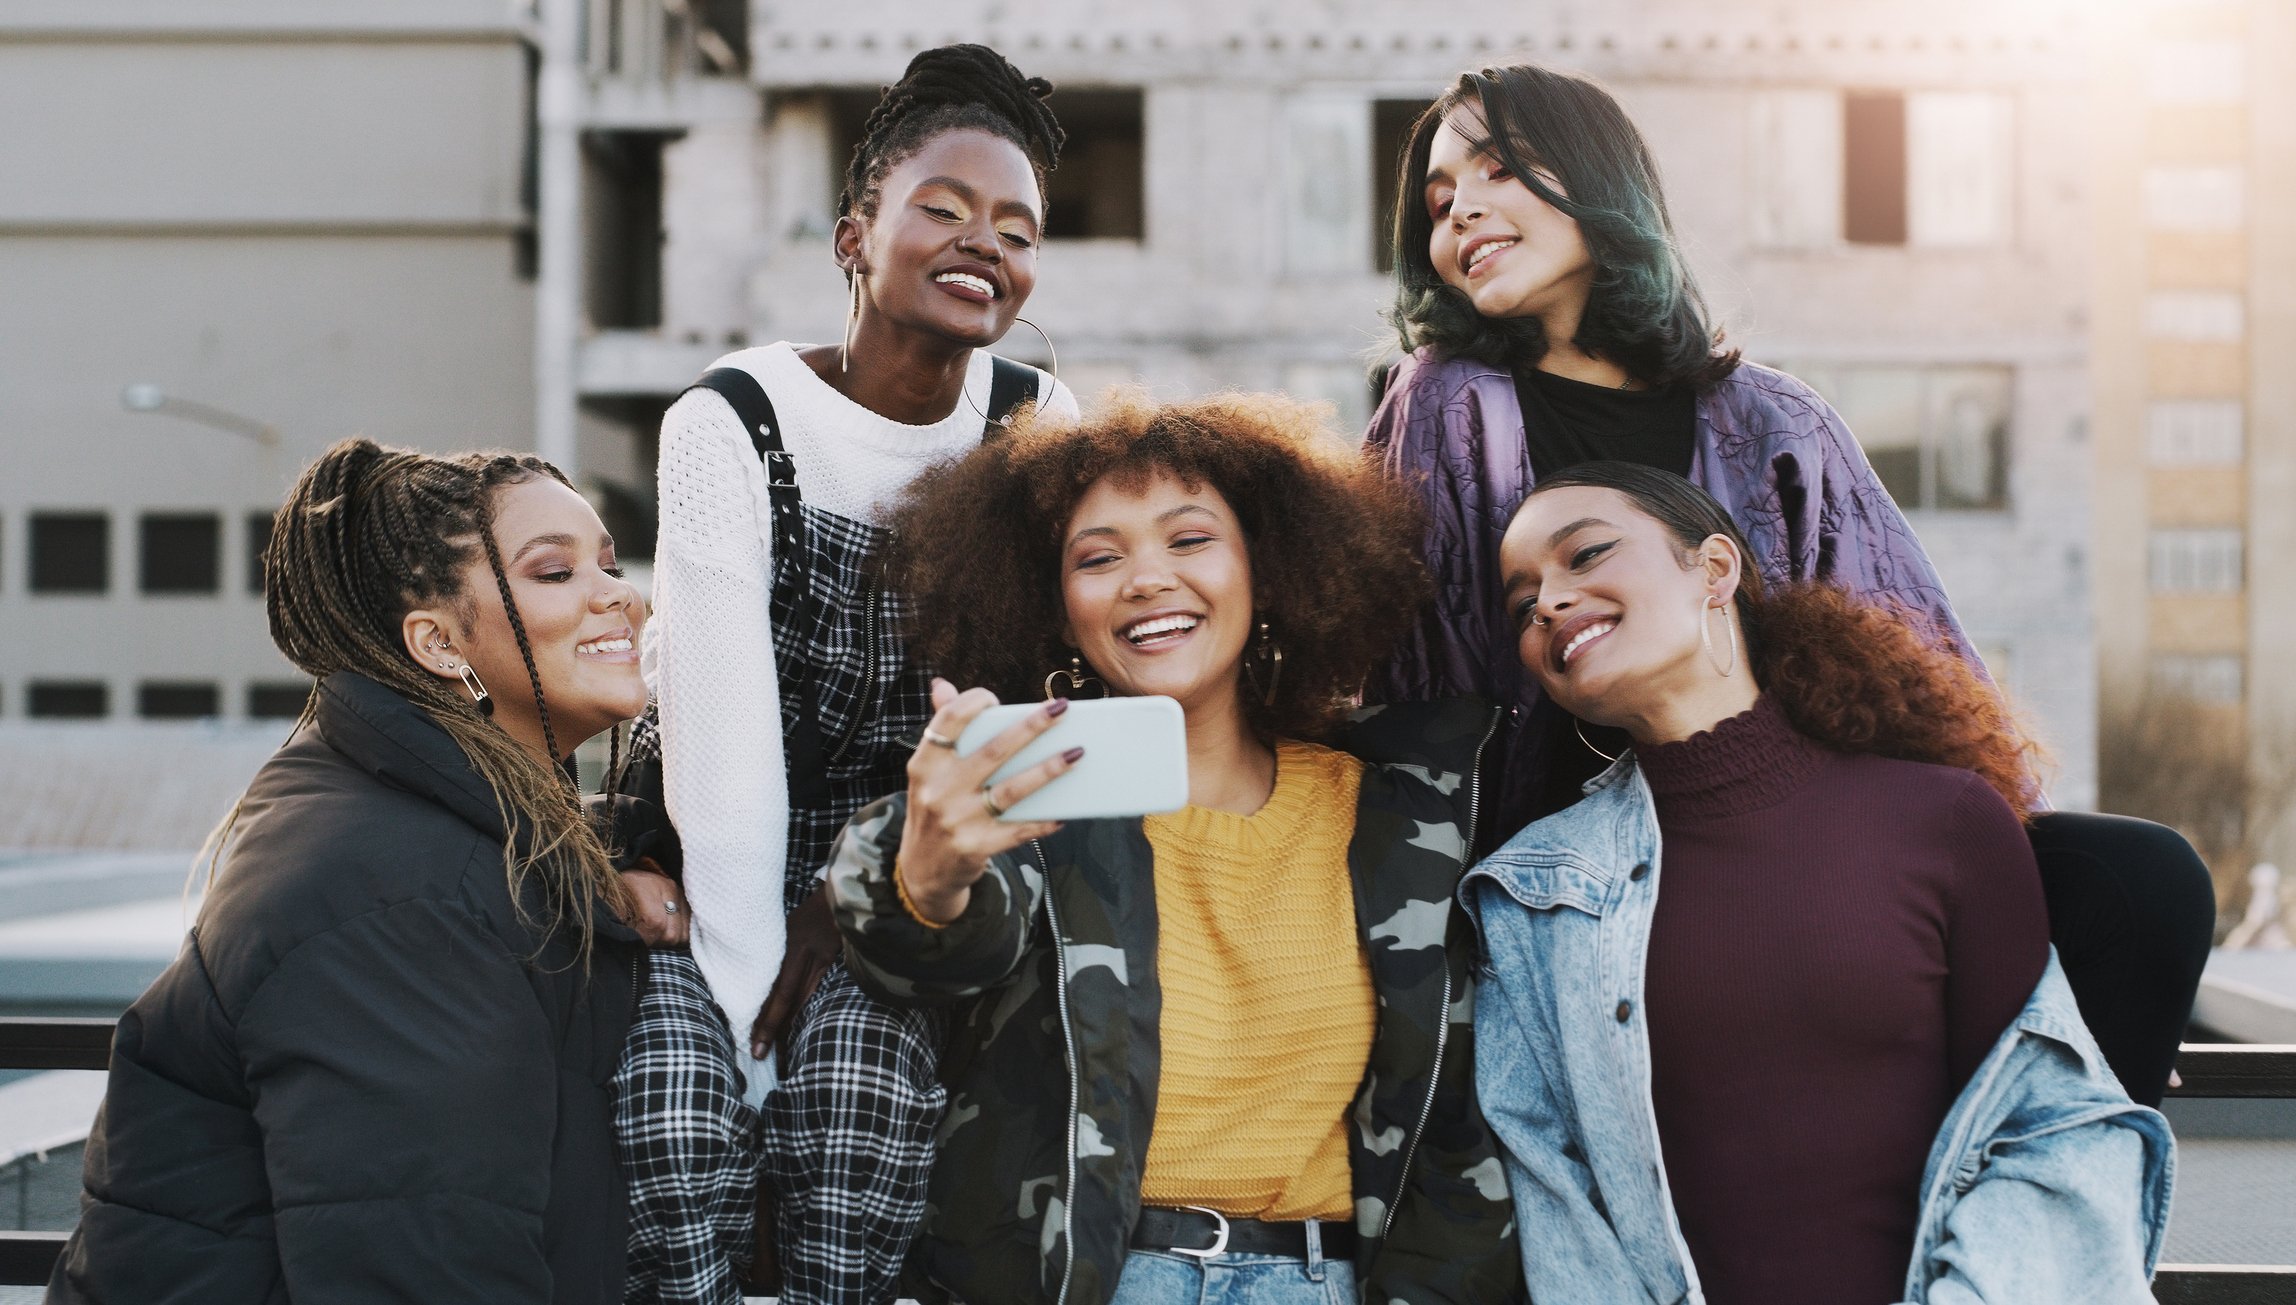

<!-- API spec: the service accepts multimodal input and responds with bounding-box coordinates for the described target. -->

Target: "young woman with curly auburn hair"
[813,392,1521,1305]
[885,388,1427,740]
[1367,60,2212,1114]
[1464,463,2172,1305]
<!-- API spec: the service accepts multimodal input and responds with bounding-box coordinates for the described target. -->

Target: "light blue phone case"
[954,696,1189,822]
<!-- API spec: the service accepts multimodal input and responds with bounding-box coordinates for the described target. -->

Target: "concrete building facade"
[4,0,2109,828]
[0,1,540,732]
[2091,0,2296,895]
[602,0,2103,804]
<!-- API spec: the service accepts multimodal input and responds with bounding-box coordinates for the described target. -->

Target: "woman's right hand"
[897,678,1080,924]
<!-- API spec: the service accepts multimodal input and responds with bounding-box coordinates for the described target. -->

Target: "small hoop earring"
[841,270,862,377]
[1701,598,1739,677]
[1575,717,1620,763]
[1044,654,1105,701]
[456,664,495,717]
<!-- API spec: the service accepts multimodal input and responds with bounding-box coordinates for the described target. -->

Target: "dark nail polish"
[1047,698,1071,717]
[1063,746,1085,763]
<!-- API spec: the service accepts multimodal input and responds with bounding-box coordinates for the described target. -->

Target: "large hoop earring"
[456,664,495,717]
[1575,717,1619,763]
[1009,315,1058,379]
[841,270,862,377]
[1701,598,1739,678]
[963,315,1061,426]
[1044,654,1105,701]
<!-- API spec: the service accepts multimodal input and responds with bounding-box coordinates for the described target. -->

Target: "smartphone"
[954,695,1189,822]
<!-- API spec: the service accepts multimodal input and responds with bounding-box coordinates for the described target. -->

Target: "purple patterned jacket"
[1364,348,1974,844]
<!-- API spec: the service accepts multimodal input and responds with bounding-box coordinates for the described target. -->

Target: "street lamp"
[120,384,280,447]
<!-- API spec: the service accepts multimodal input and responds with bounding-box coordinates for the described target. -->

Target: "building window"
[29,513,109,594]
[1373,98,1435,272]
[2143,290,2244,342]
[1754,90,2010,248]
[2151,653,2243,705]
[2143,166,2245,232]
[583,133,667,331]
[2148,40,2246,105]
[28,681,109,719]
[819,87,1143,241]
[248,681,314,719]
[139,682,221,720]
[1843,92,1909,245]
[1904,92,2014,248]
[140,513,221,594]
[247,510,275,595]
[2148,528,2244,593]
[2146,400,2244,466]
[1044,89,1144,241]
[1780,362,2011,510]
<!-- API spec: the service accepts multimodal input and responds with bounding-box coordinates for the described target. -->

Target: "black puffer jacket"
[49,672,641,1305]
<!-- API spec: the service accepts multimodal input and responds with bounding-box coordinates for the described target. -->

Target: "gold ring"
[921,728,959,749]
[981,788,1008,819]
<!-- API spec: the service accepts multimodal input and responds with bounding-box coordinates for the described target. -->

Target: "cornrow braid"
[198,437,632,962]
[477,514,560,765]
[839,42,1065,220]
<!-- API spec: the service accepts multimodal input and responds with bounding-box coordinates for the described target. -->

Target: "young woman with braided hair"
[624,42,1078,1305]
[53,438,653,1305]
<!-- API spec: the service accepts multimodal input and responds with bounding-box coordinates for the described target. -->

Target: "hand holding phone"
[955,696,1187,822]
[895,680,1081,923]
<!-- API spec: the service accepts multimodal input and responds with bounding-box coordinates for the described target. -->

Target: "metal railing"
[2,1020,2292,1297]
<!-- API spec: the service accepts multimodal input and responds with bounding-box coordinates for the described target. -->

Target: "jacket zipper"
[1381,705,1504,1239]
[827,582,882,764]
[1033,838,1082,1305]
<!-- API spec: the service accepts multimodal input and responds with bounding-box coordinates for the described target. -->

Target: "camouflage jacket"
[826,699,1523,1305]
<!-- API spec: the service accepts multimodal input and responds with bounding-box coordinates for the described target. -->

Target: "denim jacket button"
[1615,1000,1633,1023]
[1629,863,1649,881]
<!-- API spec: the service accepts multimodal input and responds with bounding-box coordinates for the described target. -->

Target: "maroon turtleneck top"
[1637,696,2048,1305]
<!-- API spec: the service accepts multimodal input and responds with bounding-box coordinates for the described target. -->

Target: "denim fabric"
[1461,755,2175,1305]
[1105,1251,1357,1305]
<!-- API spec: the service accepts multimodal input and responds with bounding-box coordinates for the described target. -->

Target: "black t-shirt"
[1514,366,1699,818]
[1516,367,1697,481]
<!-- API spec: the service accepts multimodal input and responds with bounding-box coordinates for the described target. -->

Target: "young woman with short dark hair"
[625,41,1079,1305]
[1369,62,2214,1109]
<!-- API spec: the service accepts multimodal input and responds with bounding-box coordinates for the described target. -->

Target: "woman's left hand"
[622,863,690,947]
[752,883,841,1063]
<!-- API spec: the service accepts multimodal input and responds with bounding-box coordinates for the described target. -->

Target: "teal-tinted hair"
[1387,64,1737,389]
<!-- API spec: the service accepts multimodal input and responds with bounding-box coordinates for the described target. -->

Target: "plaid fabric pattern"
[761,966,948,1305]
[614,948,763,1305]
[771,503,937,912]
[616,498,946,1304]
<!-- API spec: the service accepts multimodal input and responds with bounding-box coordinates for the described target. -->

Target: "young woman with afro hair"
[818,392,1522,1305]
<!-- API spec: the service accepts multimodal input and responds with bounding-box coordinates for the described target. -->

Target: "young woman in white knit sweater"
[617,44,1078,1305]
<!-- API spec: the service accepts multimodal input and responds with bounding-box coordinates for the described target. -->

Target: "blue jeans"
[1105,1248,1357,1305]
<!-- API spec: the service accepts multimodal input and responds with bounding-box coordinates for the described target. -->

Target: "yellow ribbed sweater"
[1139,739,1372,1221]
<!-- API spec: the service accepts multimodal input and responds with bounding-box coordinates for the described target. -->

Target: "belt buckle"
[1170,1205,1230,1259]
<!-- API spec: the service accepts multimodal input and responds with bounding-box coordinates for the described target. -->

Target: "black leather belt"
[1131,1206,1358,1262]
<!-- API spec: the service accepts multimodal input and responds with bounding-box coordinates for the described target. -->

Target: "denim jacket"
[1460,755,2174,1305]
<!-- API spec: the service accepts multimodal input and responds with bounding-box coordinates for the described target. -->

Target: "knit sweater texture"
[1138,740,1373,1221]
[1636,695,2048,1305]
[644,342,1076,1098]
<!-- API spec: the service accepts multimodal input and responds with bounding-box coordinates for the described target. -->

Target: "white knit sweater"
[643,342,1076,1101]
